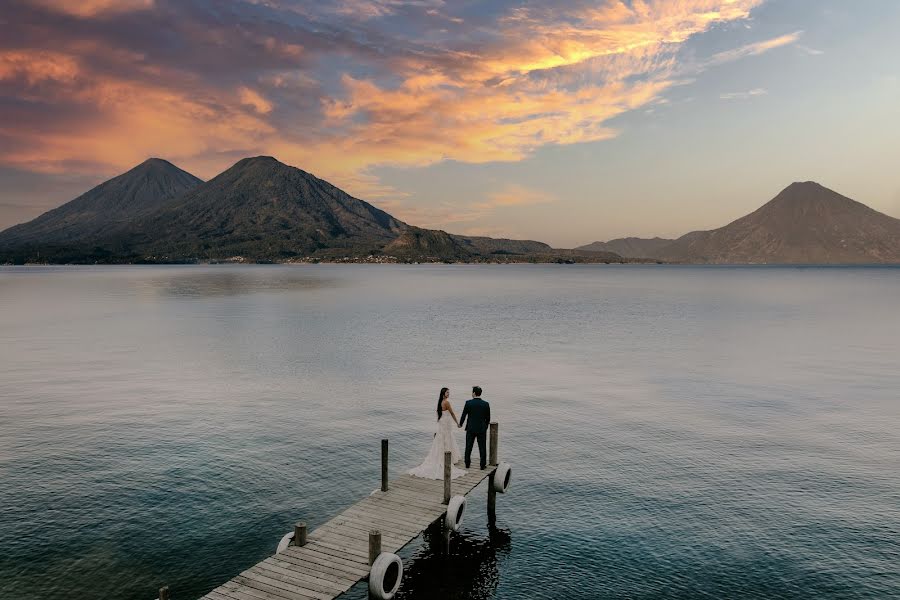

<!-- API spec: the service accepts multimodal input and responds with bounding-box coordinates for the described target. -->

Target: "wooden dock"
[163,423,510,600]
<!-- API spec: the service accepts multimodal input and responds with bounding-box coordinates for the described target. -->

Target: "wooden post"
[294,522,308,547]
[443,521,451,555]
[489,422,499,466]
[381,439,389,492]
[369,530,382,566]
[487,472,497,525]
[159,586,170,600]
[443,451,452,504]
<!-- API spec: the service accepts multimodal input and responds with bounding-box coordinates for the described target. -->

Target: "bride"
[408,387,467,479]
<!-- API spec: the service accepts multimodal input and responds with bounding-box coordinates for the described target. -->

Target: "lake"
[1,265,898,599]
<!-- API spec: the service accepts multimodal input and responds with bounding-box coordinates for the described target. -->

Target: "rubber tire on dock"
[445,495,467,532]
[369,552,403,600]
[493,463,512,493]
[276,531,294,554]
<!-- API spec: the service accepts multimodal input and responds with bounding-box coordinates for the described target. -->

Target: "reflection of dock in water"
[155,423,512,600]
[395,525,512,599]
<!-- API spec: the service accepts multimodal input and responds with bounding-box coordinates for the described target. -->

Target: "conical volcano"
[0,158,202,248]
[657,182,900,263]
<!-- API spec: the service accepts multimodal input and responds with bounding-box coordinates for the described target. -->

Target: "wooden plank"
[279,548,369,578]
[339,506,436,530]
[305,535,370,558]
[312,523,411,548]
[309,526,409,551]
[241,565,334,600]
[252,561,349,596]
[264,556,354,587]
[232,574,324,600]
[272,554,364,583]
[321,514,420,538]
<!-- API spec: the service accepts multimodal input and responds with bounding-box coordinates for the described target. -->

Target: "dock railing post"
[294,522,308,547]
[381,439,389,492]
[489,422,499,466]
[369,530,382,566]
[159,586,170,600]
[443,451,452,504]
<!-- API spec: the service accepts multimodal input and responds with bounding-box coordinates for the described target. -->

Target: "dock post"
[159,586,170,600]
[294,522,308,547]
[443,451,452,504]
[381,439,389,492]
[489,422,499,466]
[369,530,382,566]
[487,472,497,525]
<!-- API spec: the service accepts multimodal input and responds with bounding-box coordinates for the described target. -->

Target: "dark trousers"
[465,430,487,469]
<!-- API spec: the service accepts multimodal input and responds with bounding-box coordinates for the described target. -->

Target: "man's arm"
[459,402,469,428]
[486,403,491,427]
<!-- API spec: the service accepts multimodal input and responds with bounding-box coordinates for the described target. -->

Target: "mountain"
[385,227,477,261]
[656,182,900,263]
[0,158,202,249]
[576,237,674,259]
[451,235,552,256]
[122,156,406,260]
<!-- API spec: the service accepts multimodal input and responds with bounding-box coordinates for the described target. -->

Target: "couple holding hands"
[408,386,491,480]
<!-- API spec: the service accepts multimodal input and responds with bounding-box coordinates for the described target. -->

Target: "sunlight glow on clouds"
[0,0,800,225]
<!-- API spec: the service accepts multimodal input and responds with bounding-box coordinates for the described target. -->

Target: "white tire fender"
[368,552,403,600]
[493,462,512,493]
[445,495,467,532]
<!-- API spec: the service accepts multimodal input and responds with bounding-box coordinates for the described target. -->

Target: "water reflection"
[396,524,512,600]
[137,268,335,299]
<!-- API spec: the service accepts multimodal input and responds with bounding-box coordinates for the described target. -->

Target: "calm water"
[1,265,898,600]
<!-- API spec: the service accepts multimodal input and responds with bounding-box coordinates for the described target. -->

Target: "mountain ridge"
[0,156,626,264]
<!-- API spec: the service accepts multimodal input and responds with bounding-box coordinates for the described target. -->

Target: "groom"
[458,386,491,470]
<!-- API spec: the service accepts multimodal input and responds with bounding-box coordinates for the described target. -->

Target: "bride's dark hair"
[436,387,449,420]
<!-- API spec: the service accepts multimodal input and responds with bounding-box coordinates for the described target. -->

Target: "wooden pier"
[167,422,509,600]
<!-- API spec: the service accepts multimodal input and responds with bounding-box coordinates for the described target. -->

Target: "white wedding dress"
[408,413,467,479]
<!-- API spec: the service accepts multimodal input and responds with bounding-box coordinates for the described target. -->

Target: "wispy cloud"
[698,31,803,70]
[720,88,768,100]
[797,44,824,56]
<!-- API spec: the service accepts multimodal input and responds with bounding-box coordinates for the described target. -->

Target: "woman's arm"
[443,400,460,426]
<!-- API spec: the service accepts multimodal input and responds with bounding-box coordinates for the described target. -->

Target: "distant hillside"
[657,182,900,263]
[123,156,406,260]
[0,158,202,249]
[576,237,673,259]
[452,235,552,256]
[385,227,477,261]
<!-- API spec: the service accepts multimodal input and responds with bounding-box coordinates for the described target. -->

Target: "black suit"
[459,397,491,469]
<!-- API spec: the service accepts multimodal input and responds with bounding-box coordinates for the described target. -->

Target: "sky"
[1,0,899,247]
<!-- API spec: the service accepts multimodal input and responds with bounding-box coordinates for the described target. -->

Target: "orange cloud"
[238,86,274,114]
[29,0,155,17]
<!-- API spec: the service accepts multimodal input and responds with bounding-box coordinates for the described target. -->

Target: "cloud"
[797,44,824,56]
[701,31,803,69]
[0,0,789,220]
[720,88,768,100]
[238,86,274,114]
[27,0,155,17]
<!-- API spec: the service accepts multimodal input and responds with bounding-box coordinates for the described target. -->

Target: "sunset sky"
[2,0,899,247]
